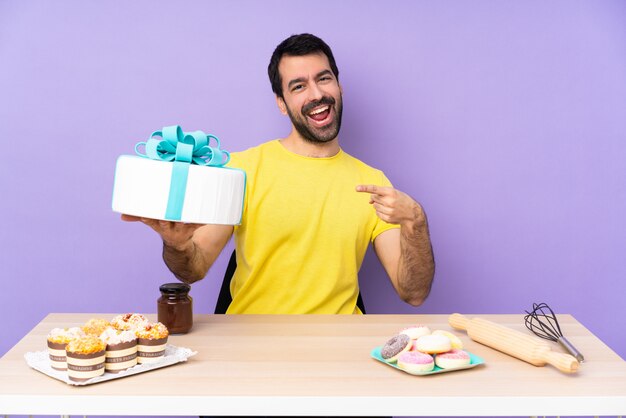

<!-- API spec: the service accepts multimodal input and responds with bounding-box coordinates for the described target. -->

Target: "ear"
[276,95,288,115]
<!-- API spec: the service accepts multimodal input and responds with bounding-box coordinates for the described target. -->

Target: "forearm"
[396,210,435,306]
[359,184,435,306]
[162,240,209,284]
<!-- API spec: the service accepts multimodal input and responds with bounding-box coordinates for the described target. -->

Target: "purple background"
[1,0,625,383]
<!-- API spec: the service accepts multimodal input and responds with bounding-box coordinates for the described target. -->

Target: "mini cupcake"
[99,327,138,373]
[81,318,111,336]
[135,322,169,364]
[111,313,149,331]
[65,336,106,382]
[47,327,85,371]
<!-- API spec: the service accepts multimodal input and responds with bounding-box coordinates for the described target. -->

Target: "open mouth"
[306,105,332,126]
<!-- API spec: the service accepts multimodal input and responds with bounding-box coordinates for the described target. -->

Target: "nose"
[307,81,324,102]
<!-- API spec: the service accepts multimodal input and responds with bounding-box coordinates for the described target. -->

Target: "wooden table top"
[1,313,625,416]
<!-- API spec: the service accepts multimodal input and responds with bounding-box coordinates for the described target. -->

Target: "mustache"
[302,96,336,115]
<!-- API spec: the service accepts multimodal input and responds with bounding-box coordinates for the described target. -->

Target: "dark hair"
[268,33,339,98]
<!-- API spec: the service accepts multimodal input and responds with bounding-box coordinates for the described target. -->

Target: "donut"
[380,334,412,363]
[435,349,471,369]
[414,334,452,354]
[397,351,435,374]
[400,324,431,340]
[432,329,463,349]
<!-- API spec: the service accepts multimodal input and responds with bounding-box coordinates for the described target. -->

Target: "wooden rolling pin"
[449,313,579,373]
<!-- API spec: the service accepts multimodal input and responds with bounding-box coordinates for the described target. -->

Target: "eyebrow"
[287,70,334,90]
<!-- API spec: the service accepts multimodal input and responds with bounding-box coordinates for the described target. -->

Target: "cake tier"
[112,155,245,225]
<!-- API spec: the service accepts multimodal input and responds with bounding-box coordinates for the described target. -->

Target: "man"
[123,33,435,314]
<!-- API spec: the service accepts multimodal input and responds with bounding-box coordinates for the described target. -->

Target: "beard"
[285,94,343,144]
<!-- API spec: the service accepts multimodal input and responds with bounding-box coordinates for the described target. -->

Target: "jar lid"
[159,283,191,294]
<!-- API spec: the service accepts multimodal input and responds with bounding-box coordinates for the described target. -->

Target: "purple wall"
[1,0,625,372]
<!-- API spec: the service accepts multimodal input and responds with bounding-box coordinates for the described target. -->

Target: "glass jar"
[157,283,193,334]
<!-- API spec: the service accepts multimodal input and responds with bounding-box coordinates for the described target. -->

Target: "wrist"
[164,238,194,253]
[401,202,427,230]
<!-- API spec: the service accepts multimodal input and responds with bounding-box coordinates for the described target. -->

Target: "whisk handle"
[558,337,585,363]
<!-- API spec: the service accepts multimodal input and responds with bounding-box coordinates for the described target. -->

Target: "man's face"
[277,53,343,144]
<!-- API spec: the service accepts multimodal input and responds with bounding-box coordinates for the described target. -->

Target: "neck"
[280,130,340,158]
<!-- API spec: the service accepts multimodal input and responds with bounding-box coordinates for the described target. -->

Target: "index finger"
[355,184,392,195]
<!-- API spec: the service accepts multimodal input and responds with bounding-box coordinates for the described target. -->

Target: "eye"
[291,84,304,92]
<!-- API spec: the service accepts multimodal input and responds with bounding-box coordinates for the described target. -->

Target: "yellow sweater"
[226,140,399,314]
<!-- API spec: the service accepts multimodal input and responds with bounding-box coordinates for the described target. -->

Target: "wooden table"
[1,313,625,416]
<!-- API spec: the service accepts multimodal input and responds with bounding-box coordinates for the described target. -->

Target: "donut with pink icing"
[381,334,411,363]
[435,349,471,369]
[397,351,435,373]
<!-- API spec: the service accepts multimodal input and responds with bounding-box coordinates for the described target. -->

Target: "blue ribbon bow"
[134,125,231,221]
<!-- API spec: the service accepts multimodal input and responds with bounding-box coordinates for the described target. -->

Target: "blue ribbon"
[134,125,231,221]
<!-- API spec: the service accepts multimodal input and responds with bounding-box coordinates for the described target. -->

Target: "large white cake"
[112,155,245,225]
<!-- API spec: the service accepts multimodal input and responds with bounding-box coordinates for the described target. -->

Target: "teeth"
[309,106,329,115]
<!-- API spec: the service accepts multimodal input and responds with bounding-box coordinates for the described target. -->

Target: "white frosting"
[112,155,245,224]
[111,314,149,330]
[99,327,137,345]
[48,327,85,340]
[400,325,431,340]
[432,329,464,349]
[415,334,452,354]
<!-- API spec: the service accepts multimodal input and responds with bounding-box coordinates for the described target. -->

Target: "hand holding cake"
[121,214,203,252]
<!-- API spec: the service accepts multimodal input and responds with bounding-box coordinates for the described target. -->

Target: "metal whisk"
[524,302,584,363]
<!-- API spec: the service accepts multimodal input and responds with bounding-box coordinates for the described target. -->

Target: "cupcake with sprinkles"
[47,327,85,371]
[65,335,106,382]
[99,327,138,373]
[111,313,149,331]
[135,322,169,364]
